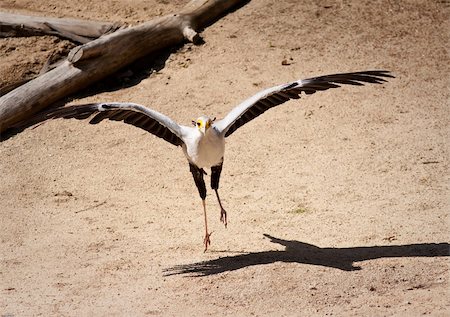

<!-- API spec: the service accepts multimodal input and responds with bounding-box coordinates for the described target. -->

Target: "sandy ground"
[1,0,449,316]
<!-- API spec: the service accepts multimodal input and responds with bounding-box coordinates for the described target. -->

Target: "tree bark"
[0,0,247,134]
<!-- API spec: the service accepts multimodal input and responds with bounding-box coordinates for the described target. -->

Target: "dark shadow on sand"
[164,234,450,276]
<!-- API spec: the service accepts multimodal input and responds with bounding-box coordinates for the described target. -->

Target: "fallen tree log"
[0,0,247,134]
[0,12,122,43]
[0,13,123,96]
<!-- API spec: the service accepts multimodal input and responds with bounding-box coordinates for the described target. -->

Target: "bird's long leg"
[214,189,227,227]
[202,199,211,251]
[211,163,227,228]
[189,163,211,251]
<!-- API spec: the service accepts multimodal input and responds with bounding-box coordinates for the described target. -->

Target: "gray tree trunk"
[0,0,247,134]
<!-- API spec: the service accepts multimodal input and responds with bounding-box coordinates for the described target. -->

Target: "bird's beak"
[203,120,212,134]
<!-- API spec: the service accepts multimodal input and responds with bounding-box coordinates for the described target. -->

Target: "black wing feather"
[223,70,393,137]
[38,104,183,146]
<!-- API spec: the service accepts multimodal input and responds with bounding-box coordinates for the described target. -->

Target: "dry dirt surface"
[1,0,449,316]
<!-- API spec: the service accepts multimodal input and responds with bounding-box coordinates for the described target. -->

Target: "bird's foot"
[203,231,212,252]
[220,208,227,228]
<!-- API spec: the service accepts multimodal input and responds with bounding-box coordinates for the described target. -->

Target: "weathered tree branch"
[0,0,247,134]
[0,13,123,96]
[0,12,122,43]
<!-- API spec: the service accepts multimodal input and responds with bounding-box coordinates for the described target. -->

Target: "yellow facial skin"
[193,117,212,133]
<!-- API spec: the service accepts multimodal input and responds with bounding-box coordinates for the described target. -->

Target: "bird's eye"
[196,122,201,126]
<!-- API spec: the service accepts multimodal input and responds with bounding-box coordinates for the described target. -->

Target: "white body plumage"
[182,124,225,169]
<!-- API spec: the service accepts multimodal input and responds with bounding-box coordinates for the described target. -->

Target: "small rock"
[54,190,73,197]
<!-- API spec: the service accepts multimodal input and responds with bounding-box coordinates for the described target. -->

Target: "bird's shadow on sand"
[164,234,450,276]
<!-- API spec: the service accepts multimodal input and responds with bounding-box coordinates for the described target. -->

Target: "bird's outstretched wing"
[213,70,394,137]
[38,102,185,146]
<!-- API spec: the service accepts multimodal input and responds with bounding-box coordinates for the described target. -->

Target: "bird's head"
[192,116,215,134]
